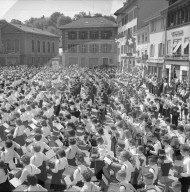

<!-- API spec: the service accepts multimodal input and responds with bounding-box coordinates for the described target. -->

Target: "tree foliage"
[10,19,23,25]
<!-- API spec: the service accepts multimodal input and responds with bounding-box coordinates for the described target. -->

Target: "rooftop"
[0,20,59,38]
[59,17,117,29]
[114,0,137,16]
[168,0,190,9]
[11,23,59,37]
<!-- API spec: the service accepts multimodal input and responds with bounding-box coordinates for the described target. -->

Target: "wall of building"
[1,25,59,66]
[64,52,117,68]
[148,31,165,59]
[138,0,168,29]
[165,25,190,81]
[61,27,118,68]
[166,25,190,56]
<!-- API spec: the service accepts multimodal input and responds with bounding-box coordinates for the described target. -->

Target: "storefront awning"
[184,40,189,49]
[173,41,181,53]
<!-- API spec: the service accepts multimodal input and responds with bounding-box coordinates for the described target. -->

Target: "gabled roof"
[11,23,59,38]
[59,17,117,29]
[114,0,138,16]
[0,20,59,38]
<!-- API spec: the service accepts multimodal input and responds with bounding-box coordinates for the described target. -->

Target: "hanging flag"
[126,34,136,49]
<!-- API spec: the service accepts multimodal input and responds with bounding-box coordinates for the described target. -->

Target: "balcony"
[165,54,189,61]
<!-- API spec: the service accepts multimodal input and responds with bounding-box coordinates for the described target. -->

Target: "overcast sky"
[0,0,124,22]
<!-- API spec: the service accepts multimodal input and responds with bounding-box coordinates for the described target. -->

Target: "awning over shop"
[173,41,181,53]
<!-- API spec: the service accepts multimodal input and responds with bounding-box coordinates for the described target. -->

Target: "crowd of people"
[0,64,189,192]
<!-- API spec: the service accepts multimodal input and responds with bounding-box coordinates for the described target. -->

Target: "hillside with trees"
[10,12,116,37]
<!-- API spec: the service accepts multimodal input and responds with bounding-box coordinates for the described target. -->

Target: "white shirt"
[178,133,186,144]
[19,164,41,183]
[28,140,50,153]
[181,156,190,177]
[65,145,82,159]
[81,182,100,192]
[152,140,162,155]
[121,161,135,182]
[73,165,87,184]
[41,126,51,137]
[52,157,68,173]
[149,164,158,183]
[0,169,8,184]
[30,152,48,168]
[24,184,47,192]
[13,125,25,138]
[1,149,20,170]
[165,145,174,162]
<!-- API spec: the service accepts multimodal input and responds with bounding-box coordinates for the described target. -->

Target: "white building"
[135,24,149,66]
[161,0,190,82]
[145,11,167,79]
[114,0,168,72]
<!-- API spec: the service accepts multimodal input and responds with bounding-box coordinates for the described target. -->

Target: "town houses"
[0,0,189,82]
[115,0,190,83]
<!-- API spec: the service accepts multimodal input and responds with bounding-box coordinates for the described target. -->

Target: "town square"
[0,0,190,191]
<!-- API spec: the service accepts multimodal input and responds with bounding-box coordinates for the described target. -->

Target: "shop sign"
[172,30,183,37]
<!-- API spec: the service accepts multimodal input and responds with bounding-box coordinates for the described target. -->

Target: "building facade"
[146,11,167,79]
[0,20,59,66]
[114,0,168,71]
[59,17,118,68]
[135,24,149,77]
[162,0,190,82]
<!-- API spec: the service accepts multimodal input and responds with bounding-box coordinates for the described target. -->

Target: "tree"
[25,17,36,27]
[46,25,57,35]
[10,19,23,25]
[73,12,88,20]
[49,12,63,26]
[33,17,48,30]
[57,15,72,27]
[94,13,102,17]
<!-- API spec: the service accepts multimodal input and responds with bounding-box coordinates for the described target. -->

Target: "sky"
[0,0,125,22]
